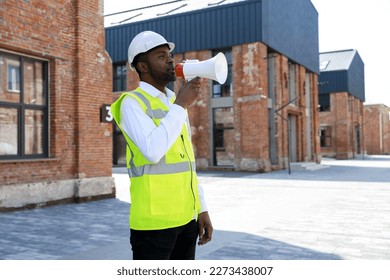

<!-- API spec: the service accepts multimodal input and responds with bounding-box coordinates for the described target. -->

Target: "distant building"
[105,0,322,172]
[318,49,365,159]
[0,1,114,211]
[364,104,390,155]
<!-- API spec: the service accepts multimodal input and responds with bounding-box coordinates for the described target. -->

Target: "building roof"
[318,49,365,101]
[104,0,246,27]
[319,49,357,72]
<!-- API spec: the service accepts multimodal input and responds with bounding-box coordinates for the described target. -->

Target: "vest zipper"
[181,134,196,215]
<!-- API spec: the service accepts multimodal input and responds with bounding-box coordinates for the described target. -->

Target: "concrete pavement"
[1,155,389,260]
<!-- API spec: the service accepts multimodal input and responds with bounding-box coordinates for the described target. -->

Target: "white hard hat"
[128,30,175,71]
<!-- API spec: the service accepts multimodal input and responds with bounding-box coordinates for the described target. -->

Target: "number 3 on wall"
[101,104,113,123]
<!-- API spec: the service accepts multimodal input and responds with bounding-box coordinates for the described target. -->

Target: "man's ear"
[136,61,149,73]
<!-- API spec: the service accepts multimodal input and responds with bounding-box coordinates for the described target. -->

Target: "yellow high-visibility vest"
[111,88,201,230]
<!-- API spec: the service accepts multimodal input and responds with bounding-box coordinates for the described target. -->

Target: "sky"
[104,0,390,107]
[311,0,390,107]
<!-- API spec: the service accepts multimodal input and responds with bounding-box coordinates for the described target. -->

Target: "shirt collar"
[139,81,175,99]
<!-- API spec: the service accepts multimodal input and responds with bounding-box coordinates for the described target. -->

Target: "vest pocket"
[149,174,190,216]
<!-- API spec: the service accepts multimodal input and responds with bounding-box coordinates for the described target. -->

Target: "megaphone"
[175,52,228,84]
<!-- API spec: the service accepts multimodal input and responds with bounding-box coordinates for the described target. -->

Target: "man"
[110,31,213,260]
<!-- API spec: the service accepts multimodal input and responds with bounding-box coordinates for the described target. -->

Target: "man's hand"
[174,77,203,109]
[197,211,213,245]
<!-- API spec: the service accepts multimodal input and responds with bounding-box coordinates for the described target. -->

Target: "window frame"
[0,51,49,160]
[319,93,331,112]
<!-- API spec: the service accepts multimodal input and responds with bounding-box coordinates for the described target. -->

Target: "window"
[319,94,330,112]
[212,49,232,98]
[320,126,332,147]
[319,60,330,71]
[113,63,127,92]
[7,61,20,93]
[157,4,187,16]
[0,52,48,158]
[208,0,226,6]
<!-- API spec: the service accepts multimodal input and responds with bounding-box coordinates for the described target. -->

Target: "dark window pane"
[23,60,46,105]
[113,64,127,92]
[0,55,21,103]
[25,109,45,155]
[319,94,330,112]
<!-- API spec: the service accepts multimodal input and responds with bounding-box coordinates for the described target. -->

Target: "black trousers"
[130,220,199,260]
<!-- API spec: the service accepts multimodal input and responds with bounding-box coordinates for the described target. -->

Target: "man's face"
[145,45,176,83]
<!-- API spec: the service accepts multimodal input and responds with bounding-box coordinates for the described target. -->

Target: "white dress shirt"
[120,81,208,212]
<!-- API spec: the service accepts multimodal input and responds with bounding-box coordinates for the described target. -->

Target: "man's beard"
[149,66,176,84]
[161,71,176,83]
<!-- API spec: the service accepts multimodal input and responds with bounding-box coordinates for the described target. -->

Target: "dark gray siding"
[262,0,319,73]
[319,71,348,94]
[348,53,365,101]
[105,0,319,73]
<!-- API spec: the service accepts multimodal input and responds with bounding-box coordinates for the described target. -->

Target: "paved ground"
[1,155,389,260]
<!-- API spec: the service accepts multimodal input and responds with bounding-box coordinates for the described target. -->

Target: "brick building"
[0,0,114,211]
[105,0,321,172]
[318,49,365,159]
[364,104,390,155]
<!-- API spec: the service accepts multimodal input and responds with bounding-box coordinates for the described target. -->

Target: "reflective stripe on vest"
[131,91,168,119]
[128,155,196,178]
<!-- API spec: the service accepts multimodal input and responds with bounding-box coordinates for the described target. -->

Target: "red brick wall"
[0,0,112,184]
[364,104,390,155]
[319,93,364,159]
[233,43,270,170]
